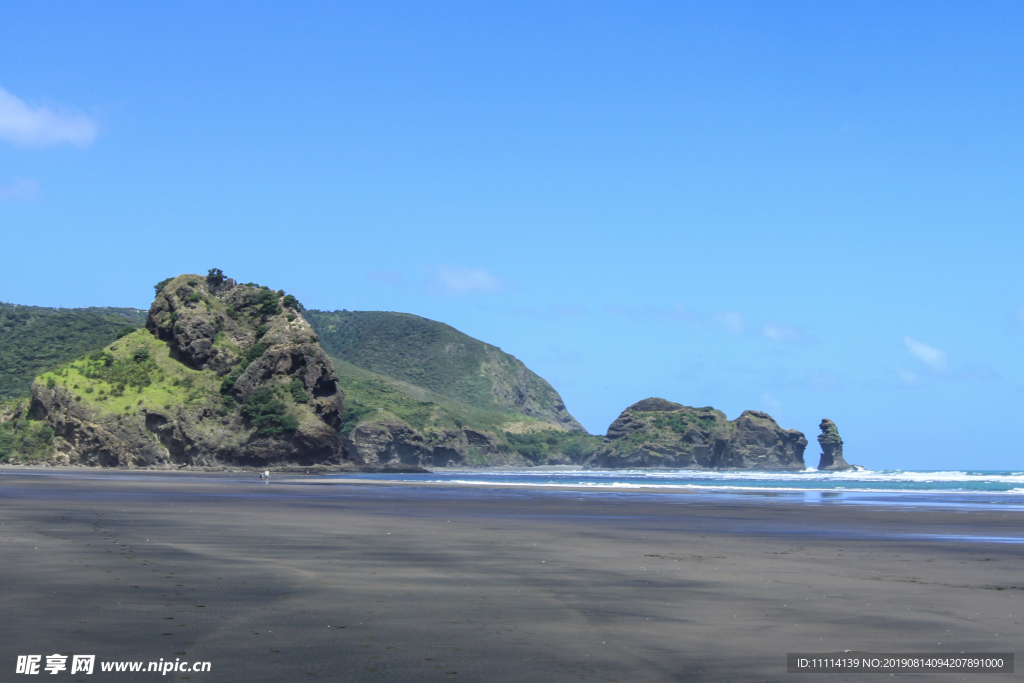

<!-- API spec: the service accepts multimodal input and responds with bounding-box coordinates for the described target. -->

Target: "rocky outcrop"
[716,411,808,470]
[587,398,807,470]
[816,418,859,471]
[344,415,544,469]
[27,273,355,469]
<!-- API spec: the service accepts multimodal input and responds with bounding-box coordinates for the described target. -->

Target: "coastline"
[1,470,1021,681]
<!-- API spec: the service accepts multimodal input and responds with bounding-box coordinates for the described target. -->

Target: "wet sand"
[0,470,1020,682]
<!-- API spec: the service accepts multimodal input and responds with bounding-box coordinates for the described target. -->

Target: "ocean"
[331,468,1024,495]
[325,468,1024,520]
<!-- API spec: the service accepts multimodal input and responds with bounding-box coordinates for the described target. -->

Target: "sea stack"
[816,419,859,471]
[586,398,807,471]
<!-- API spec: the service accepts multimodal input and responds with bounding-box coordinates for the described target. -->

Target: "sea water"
[326,468,1024,518]
[331,468,1024,495]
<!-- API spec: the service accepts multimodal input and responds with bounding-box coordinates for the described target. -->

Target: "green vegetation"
[305,310,569,423]
[206,268,225,287]
[503,430,601,464]
[0,304,148,399]
[219,338,268,393]
[306,310,500,409]
[77,347,158,396]
[651,411,720,435]
[0,404,54,462]
[330,355,597,463]
[240,387,299,437]
[332,357,462,434]
[4,275,590,467]
[248,288,282,318]
[601,406,736,458]
[38,330,217,414]
[332,356,511,434]
[288,378,308,403]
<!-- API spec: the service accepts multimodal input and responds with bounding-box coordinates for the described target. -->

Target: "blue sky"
[2,1,1023,470]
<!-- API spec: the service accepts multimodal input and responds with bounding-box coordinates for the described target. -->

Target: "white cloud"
[761,322,804,343]
[713,311,745,334]
[430,266,509,296]
[897,369,919,387]
[904,337,947,372]
[0,178,41,201]
[0,85,97,147]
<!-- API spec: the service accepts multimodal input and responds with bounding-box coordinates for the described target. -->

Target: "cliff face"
[28,274,349,468]
[587,398,807,471]
[816,418,859,471]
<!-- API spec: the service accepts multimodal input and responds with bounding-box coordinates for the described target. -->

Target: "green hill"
[5,274,348,468]
[329,355,601,466]
[304,310,585,432]
[0,304,147,400]
[1,288,598,468]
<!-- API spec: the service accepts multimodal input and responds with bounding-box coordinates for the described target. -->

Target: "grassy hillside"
[0,304,147,400]
[306,310,498,408]
[329,355,602,465]
[305,310,584,431]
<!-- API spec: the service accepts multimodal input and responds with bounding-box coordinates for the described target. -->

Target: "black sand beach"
[1,470,1019,682]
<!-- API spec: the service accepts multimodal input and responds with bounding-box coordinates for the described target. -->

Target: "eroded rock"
[816,418,860,471]
[588,398,807,471]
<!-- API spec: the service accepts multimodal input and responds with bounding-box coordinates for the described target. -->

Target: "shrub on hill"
[240,387,299,437]
[504,430,601,464]
[0,405,55,462]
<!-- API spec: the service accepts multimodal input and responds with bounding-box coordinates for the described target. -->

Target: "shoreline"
[5,468,1024,522]
[1,471,1020,681]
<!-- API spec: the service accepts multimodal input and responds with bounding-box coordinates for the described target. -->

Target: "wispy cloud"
[760,393,783,416]
[904,337,947,372]
[429,266,510,296]
[897,369,920,387]
[713,311,745,334]
[761,322,804,343]
[799,370,843,391]
[603,303,692,322]
[954,364,998,382]
[367,265,512,297]
[517,304,588,321]
[366,269,407,288]
[0,178,41,201]
[603,304,807,344]
[0,86,97,147]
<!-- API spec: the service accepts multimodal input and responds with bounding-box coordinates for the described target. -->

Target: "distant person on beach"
[264,470,270,482]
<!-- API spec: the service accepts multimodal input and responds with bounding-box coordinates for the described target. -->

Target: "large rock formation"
[816,418,860,471]
[717,410,809,470]
[587,398,807,470]
[26,273,362,469]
